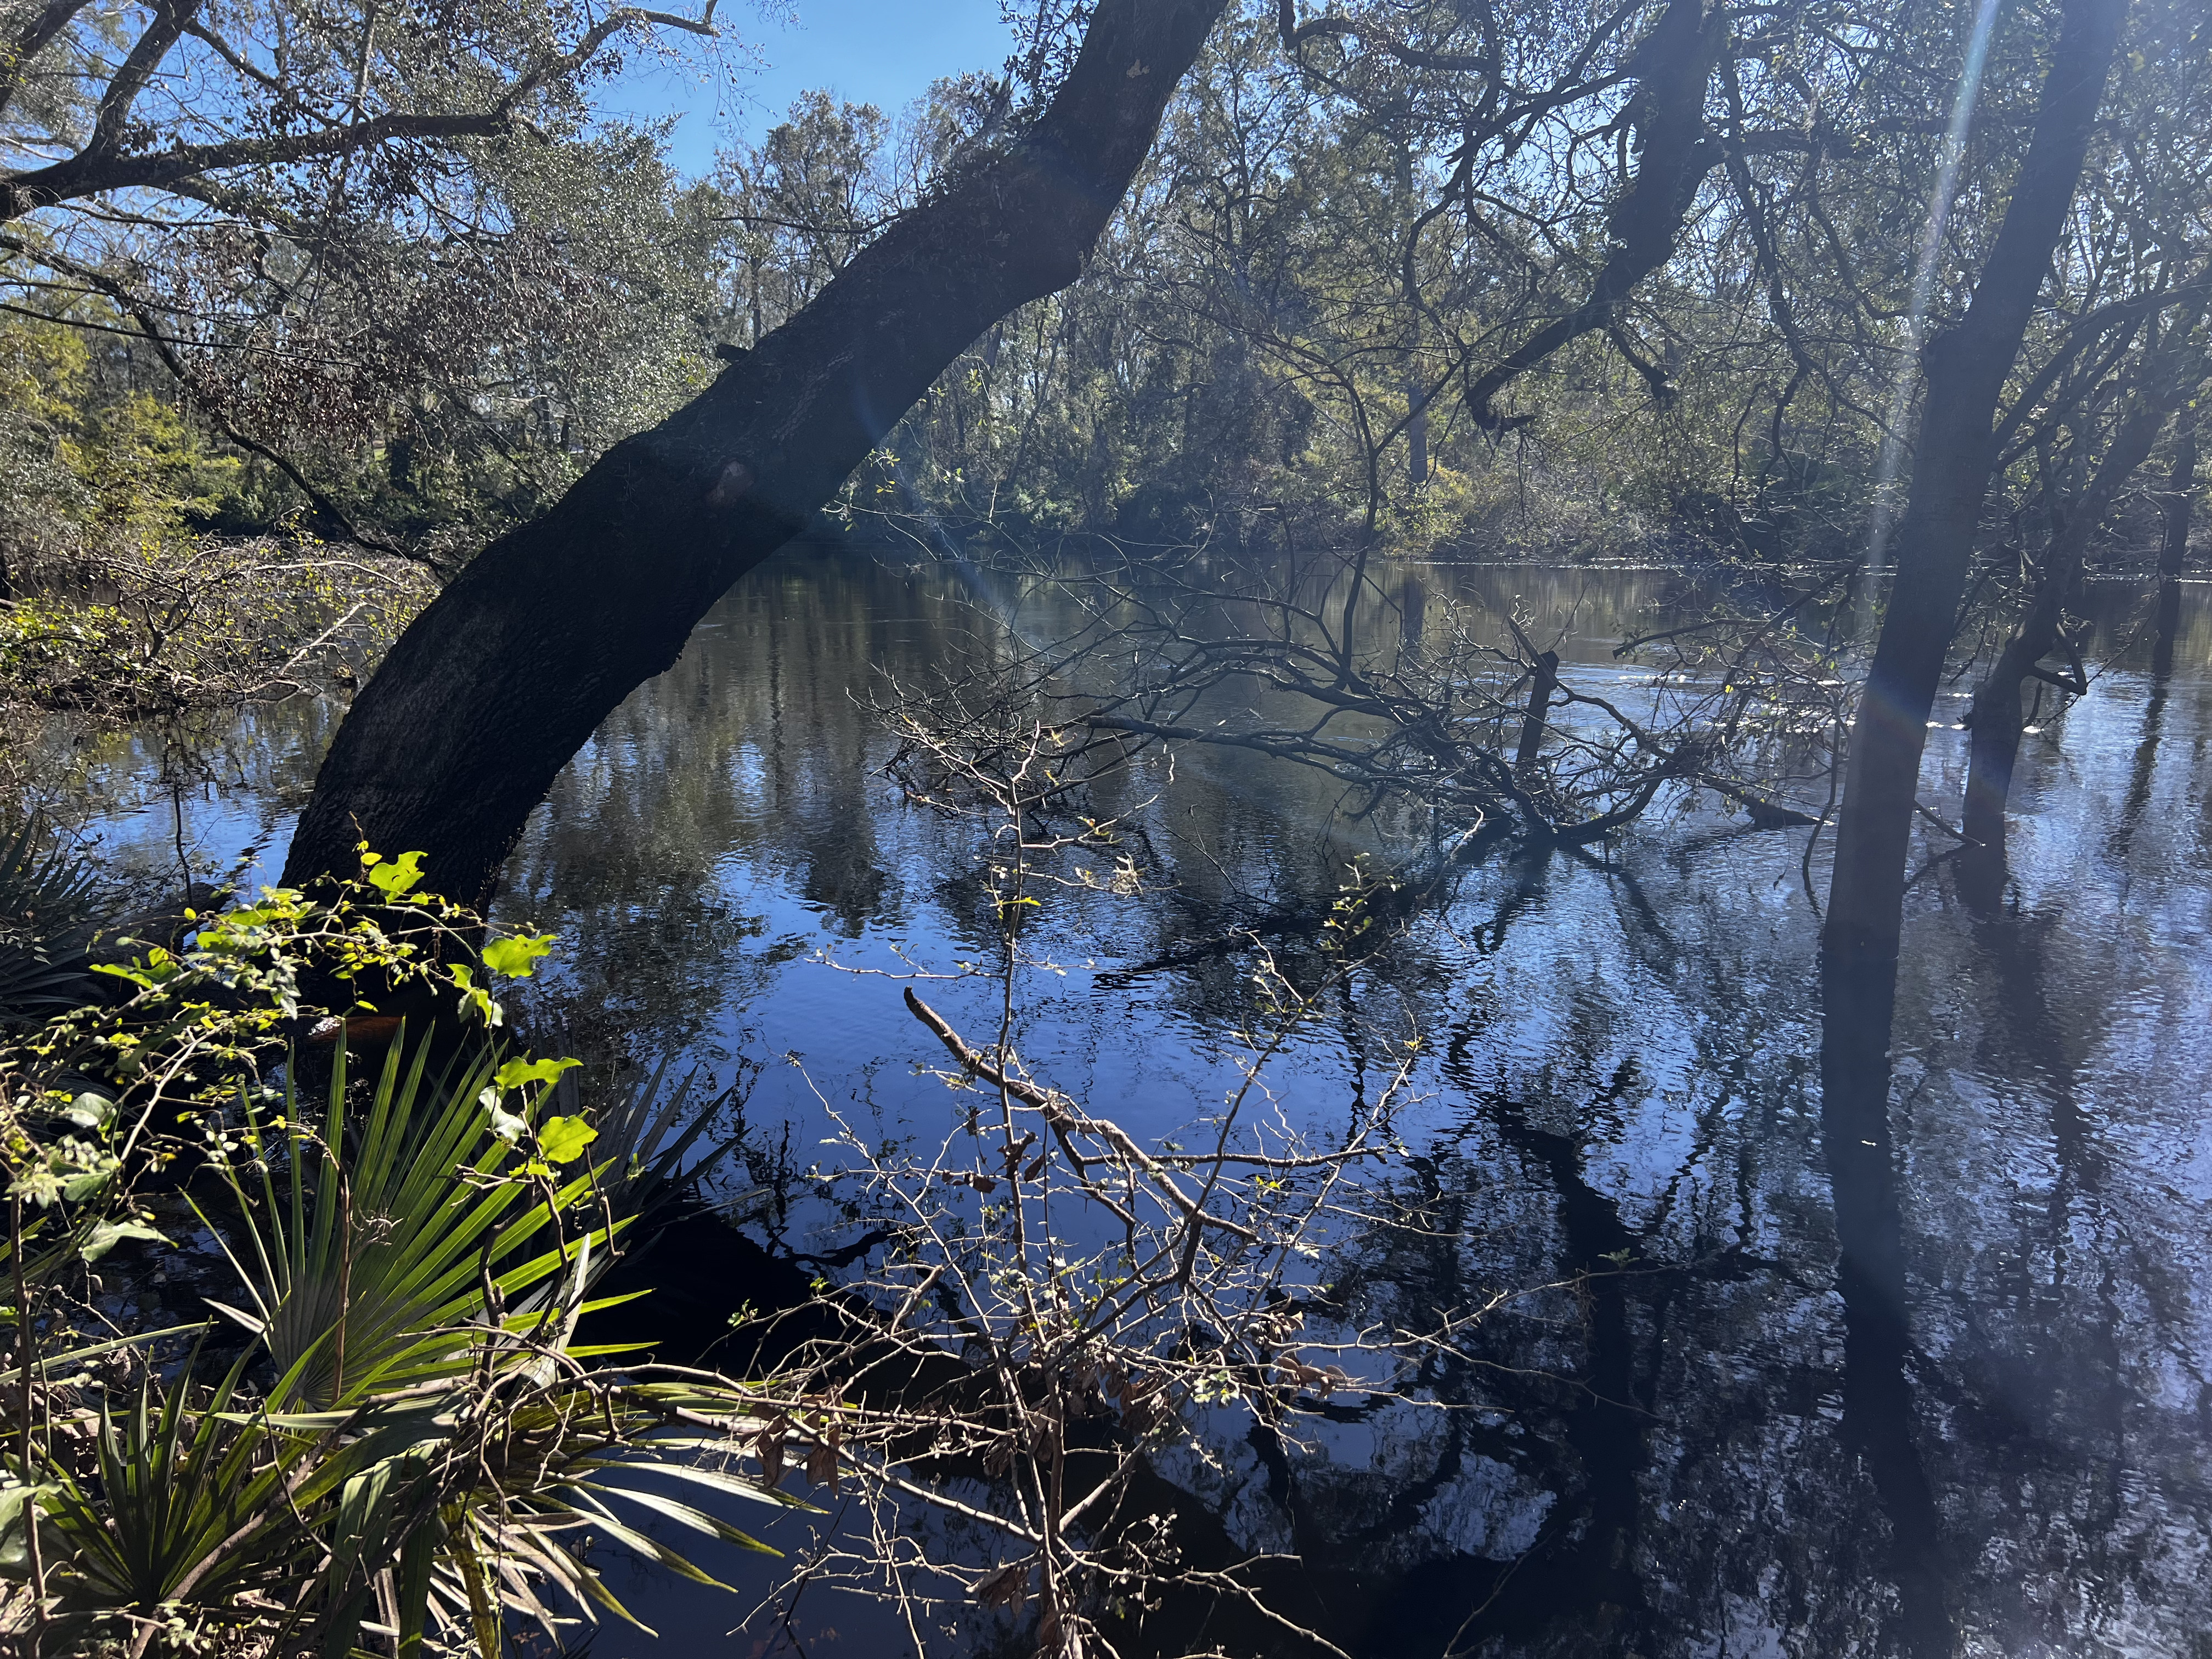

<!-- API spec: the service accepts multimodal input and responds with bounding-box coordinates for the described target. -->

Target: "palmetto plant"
[205,1040,616,1410]
[0,816,105,1028]
[6,1029,807,1655]
[29,1349,328,1637]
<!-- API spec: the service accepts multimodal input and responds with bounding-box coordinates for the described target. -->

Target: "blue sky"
[606,1,1018,177]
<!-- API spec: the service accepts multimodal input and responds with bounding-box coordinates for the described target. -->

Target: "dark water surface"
[75,548,2212,1658]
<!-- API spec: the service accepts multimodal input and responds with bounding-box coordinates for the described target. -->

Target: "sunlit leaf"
[537,1115,597,1165]
[482,933,557,978]
[494,1056,580,1092]
[81,1220,168,1262]
[364,849,427,898]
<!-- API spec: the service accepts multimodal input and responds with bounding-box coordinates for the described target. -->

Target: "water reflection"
[71,549,2212,1656]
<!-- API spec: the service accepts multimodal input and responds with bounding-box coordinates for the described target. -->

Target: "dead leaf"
[805,1419,842,1492]
[755,1417,788,1486]
[977,1562,1031,1613]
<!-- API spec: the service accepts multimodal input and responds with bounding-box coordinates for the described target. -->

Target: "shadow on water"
[67,546,2212,1657]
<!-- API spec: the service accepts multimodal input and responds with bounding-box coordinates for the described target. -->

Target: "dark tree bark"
[281,0,1233,903]
[1822,0,2127,966]
[1515,650,1560,772]
[1816,2,2127,1654]
[1461,0,1729,428]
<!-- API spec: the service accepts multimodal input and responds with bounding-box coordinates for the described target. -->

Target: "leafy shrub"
[0,854,805,1654]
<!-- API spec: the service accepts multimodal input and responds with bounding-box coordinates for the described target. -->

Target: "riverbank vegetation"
[0,802,1446,1654]
[0,838,821,1650]
[1,0,2209,1652]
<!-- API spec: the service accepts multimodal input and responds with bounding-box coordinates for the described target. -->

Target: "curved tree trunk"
[281,0,1232,904]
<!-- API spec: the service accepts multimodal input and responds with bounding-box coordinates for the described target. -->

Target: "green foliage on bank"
[0,832,801,1654]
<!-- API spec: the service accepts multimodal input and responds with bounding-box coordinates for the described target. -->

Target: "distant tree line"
[0,0,2203,891]
[4,0,2202,589]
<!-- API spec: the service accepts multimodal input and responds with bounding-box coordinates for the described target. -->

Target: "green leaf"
[90,947,180,989]
[365,849,427,898]
[537,1116,597,1165]
[493,1056,580,1093]
[0,1480,58,1572]
[482,932,557,978]
[364,849,427,898]
[81,1220,170,1262]
[450,963,503,1027]
[60,1165,115,1203]
[65,1091,116,1130]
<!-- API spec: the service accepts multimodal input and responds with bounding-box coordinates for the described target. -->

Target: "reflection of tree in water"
[779,558,2210,1659]
[52,538,2212,1654]
[822,583,2202,1657]
[495,552,995,1058]
[1088,851,1855,1656]
[58,696,344,891]
[149,545,2192,1657]
[1103,808,2212,1658]
[1892,854,2212,1657]
[443,554,2212,1654]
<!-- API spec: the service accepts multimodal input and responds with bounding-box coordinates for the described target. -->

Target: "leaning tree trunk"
[1459,0,1729,427]
[1822,0,2126,966]
[1961,353,2202,850]
[281,0,1231,905]
[1816,1,2126,1654]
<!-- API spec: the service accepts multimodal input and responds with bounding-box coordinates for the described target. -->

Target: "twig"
[902,988,1258,1244]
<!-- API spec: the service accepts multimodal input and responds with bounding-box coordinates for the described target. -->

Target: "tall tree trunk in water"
[1961,346,2202,853]
[1826,0,2126,951]
[280,0,1232,904]
[1817,1,2126,1655]
[2154,391,2200,676]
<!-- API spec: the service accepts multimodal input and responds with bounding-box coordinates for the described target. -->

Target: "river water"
[69,546,2212,1658]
